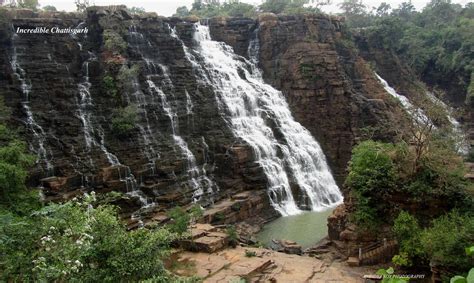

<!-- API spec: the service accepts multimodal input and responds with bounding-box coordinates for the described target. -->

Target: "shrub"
[392,211,424,266]
[226,225,238,248]
[117,64,140,93]
[420,211,474,271]
[102,75,118,97]
[0,194,178,281]
[345,141,398,196]
[167,206,190,235]
[245,250,257,257]
[111,105,138,138]
[103,30,127,55]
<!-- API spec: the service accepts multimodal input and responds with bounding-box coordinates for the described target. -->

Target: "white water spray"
[182,24,342,215]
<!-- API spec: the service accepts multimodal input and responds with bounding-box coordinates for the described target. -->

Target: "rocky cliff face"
[0,7,407,218]
[208,14,407,184]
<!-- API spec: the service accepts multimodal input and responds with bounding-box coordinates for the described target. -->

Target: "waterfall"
[10,32,53,175]
[72,38,151,210]
[376,73,431,125]
[128,25,218,203]
[74,43,120,166]
[177,23,342,216]
[376,73,469,154]
[425,92,469,154]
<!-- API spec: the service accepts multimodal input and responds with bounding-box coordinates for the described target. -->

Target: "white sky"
[39,0,472,16]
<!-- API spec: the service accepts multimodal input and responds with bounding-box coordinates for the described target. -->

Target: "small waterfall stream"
[376,73,431,125]
[73,37,151,209]
[376,73,468,154]
[128,25,218,203]
[176,24,343,216]
[426,91,469,154]
[10,32,53,175]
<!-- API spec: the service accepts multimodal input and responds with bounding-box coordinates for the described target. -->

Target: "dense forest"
[0,0,473,281]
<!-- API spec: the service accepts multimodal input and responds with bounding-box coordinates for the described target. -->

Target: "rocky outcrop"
[0,7,409,219]
[0,7,267,214]
[208,14,408,185]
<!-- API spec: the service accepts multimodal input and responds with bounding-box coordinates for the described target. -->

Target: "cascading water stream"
[377,73,469,154]
[128,25,217,202]
[376,73,431,125]
[72,37,151,209]
[177,24,342,216]
[10,32,54,175]
[425,91,469,154]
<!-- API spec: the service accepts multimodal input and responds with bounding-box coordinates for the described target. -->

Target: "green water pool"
[256,208,334,249]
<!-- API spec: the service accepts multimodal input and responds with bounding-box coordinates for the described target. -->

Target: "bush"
[117,64,140,93]
[102,75,118,97]
[226,225,238,248]
[103,30,127,55]
[0,193,178,281]
[345,141,398,196]
[420,211,474,271]
[392,211,424,266]
[111,105,138,138]
[245,250,256,257]
[167,206,190,235]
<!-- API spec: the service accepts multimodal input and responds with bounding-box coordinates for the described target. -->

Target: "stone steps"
[359,240,398,265]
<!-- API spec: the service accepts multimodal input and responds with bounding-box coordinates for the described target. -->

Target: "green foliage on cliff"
[341,0,473,104]
[186,0,257,18]
[111,105,138,138]
[260,0,320,14]
[346,138,471,228]
[180,0,330,18]
[103,30,127,55]
[393,210,474,272]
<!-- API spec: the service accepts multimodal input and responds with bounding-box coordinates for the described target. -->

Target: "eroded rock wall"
[0,7,408,215]
[208,14,407,185]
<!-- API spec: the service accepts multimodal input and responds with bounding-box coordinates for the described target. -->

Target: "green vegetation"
[102,75,118,98]
[117,64,140,93]
[226,225,239,248]
[339,0,473,105]
[111,105,138,138]
[0,98,193,281]
[175,0,331,18]
[103,30,127,55]
[346,135,470,227]
[449,247,474,283]
[244,250,256,257]
[167,205,203,236]
[3,0,39,10]
[74,0,90,12]
[127,6,146,15]
[393,211,474,272]
[42,5,57,12]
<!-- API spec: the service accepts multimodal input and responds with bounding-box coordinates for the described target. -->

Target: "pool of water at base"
[256,208,335,249]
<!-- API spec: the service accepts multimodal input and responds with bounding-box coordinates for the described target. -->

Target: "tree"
[338,0,370,27]
[127,6,145,15]
[174,6,190,17]
[392,1,415,21]
[42,5,57,11]
[338,0,366,15]
[16,0,38,10]
[375,2,391,17]
[74,0,89,12]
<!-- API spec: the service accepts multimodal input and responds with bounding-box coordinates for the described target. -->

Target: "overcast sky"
[39,0,472,16]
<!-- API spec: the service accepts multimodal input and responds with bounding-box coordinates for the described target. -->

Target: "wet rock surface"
[1,7,408,218]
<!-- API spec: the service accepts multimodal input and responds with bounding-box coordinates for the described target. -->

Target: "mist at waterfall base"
[256,208,335,249]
